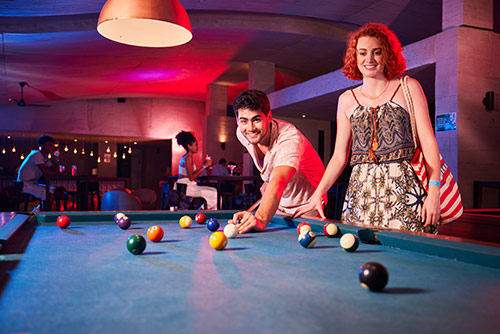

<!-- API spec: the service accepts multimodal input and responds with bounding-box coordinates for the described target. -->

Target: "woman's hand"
[292,193,326,219]
[203,155,213,168]
[422,186,440,227]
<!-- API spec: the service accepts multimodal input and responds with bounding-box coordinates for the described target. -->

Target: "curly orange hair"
[341,23,406,81]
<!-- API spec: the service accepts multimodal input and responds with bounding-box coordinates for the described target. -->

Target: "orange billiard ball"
[147,225,164,242]
[56,215,70,229]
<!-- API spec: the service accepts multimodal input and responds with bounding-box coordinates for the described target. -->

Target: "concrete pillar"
[248,60,275,93]
[443,0,493,30]
[437,0,499,208]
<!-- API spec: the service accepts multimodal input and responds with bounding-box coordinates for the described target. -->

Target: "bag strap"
[400,76,418,149]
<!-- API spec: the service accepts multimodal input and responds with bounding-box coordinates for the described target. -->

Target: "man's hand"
[228,211,265,234]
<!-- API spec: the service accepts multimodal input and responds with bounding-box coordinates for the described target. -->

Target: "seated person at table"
[229,89,327,233]
[175,131,217,210]
[211,158,230,176]
[17,135,62,210]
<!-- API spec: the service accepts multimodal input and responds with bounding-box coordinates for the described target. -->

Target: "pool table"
[1,210,500,334]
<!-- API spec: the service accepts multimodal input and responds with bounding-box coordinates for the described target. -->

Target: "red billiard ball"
[195,212,207,224]
[359,262,389,292]
[56,215,70,229]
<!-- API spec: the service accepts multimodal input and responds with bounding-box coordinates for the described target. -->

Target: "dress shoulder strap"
[350,89,361,105]
[390,83,401,100]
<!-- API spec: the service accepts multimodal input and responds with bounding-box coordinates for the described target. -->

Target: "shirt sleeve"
[273,125,303,171]
[33,151,46,166]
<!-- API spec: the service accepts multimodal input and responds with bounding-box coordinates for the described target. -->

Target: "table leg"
[217,179,222,210]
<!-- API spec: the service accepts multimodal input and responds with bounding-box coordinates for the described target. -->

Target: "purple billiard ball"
[207,218,220,232]
[117,216,131,230]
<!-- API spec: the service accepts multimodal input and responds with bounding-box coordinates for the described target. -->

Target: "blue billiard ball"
[207,218,220,232]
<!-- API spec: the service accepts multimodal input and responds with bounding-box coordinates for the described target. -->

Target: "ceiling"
[0,0,444,119]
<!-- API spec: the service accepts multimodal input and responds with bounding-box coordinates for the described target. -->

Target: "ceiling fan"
[9,82,51,107]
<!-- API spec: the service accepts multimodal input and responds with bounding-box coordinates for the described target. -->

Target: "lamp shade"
[97,0,192,48]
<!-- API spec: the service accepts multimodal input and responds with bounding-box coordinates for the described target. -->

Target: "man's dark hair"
[219,158,227,165]
[232,89,270,117]
[175,131,196,150]
[37,135,55,147]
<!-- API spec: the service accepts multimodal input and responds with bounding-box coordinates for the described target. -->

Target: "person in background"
[17,135,62,211]
[294,23,441,233]
[229,89,327,233]
[175,131,217,210]
[211,158,230,176]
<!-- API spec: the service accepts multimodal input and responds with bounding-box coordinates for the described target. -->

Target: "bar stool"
[63,190,79,211]
[85,181,101,211]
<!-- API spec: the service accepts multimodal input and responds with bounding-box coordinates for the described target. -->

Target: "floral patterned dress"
[341,85,437,234]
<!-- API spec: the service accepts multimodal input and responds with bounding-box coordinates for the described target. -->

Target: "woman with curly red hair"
[295,23,442,233]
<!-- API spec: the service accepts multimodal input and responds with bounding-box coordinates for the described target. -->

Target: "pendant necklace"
[360,80,390,100]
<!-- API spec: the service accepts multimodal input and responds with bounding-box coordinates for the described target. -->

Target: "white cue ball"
[223,224,239,239]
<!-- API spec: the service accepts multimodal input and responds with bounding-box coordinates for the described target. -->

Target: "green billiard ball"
[127,234,146,255]
[340,233,359,252]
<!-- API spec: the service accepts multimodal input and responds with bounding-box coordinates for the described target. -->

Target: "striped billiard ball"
[298,230,317,248]
[323,223,340,237]
[340,233,359,252]
[179,215,193,228]
[297,222,312,235]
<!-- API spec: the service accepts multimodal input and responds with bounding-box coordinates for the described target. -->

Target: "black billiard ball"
[359,262,388,292]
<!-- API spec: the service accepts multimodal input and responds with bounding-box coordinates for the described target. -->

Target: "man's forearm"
[254,180,286,225]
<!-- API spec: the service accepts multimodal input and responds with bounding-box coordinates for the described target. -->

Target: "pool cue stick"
[247,199,261,212]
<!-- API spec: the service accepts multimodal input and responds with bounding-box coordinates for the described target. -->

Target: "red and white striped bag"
[401,76,463,224]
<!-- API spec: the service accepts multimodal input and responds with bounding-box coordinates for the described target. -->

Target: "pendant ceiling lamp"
[97,0,192,48]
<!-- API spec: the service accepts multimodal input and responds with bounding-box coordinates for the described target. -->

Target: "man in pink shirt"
[230,89,327,233]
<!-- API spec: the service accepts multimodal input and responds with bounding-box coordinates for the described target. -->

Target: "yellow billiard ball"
[209,231,228,250]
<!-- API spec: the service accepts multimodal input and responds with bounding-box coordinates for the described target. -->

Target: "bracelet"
[428,180,441,187]
[202,165,206,169]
